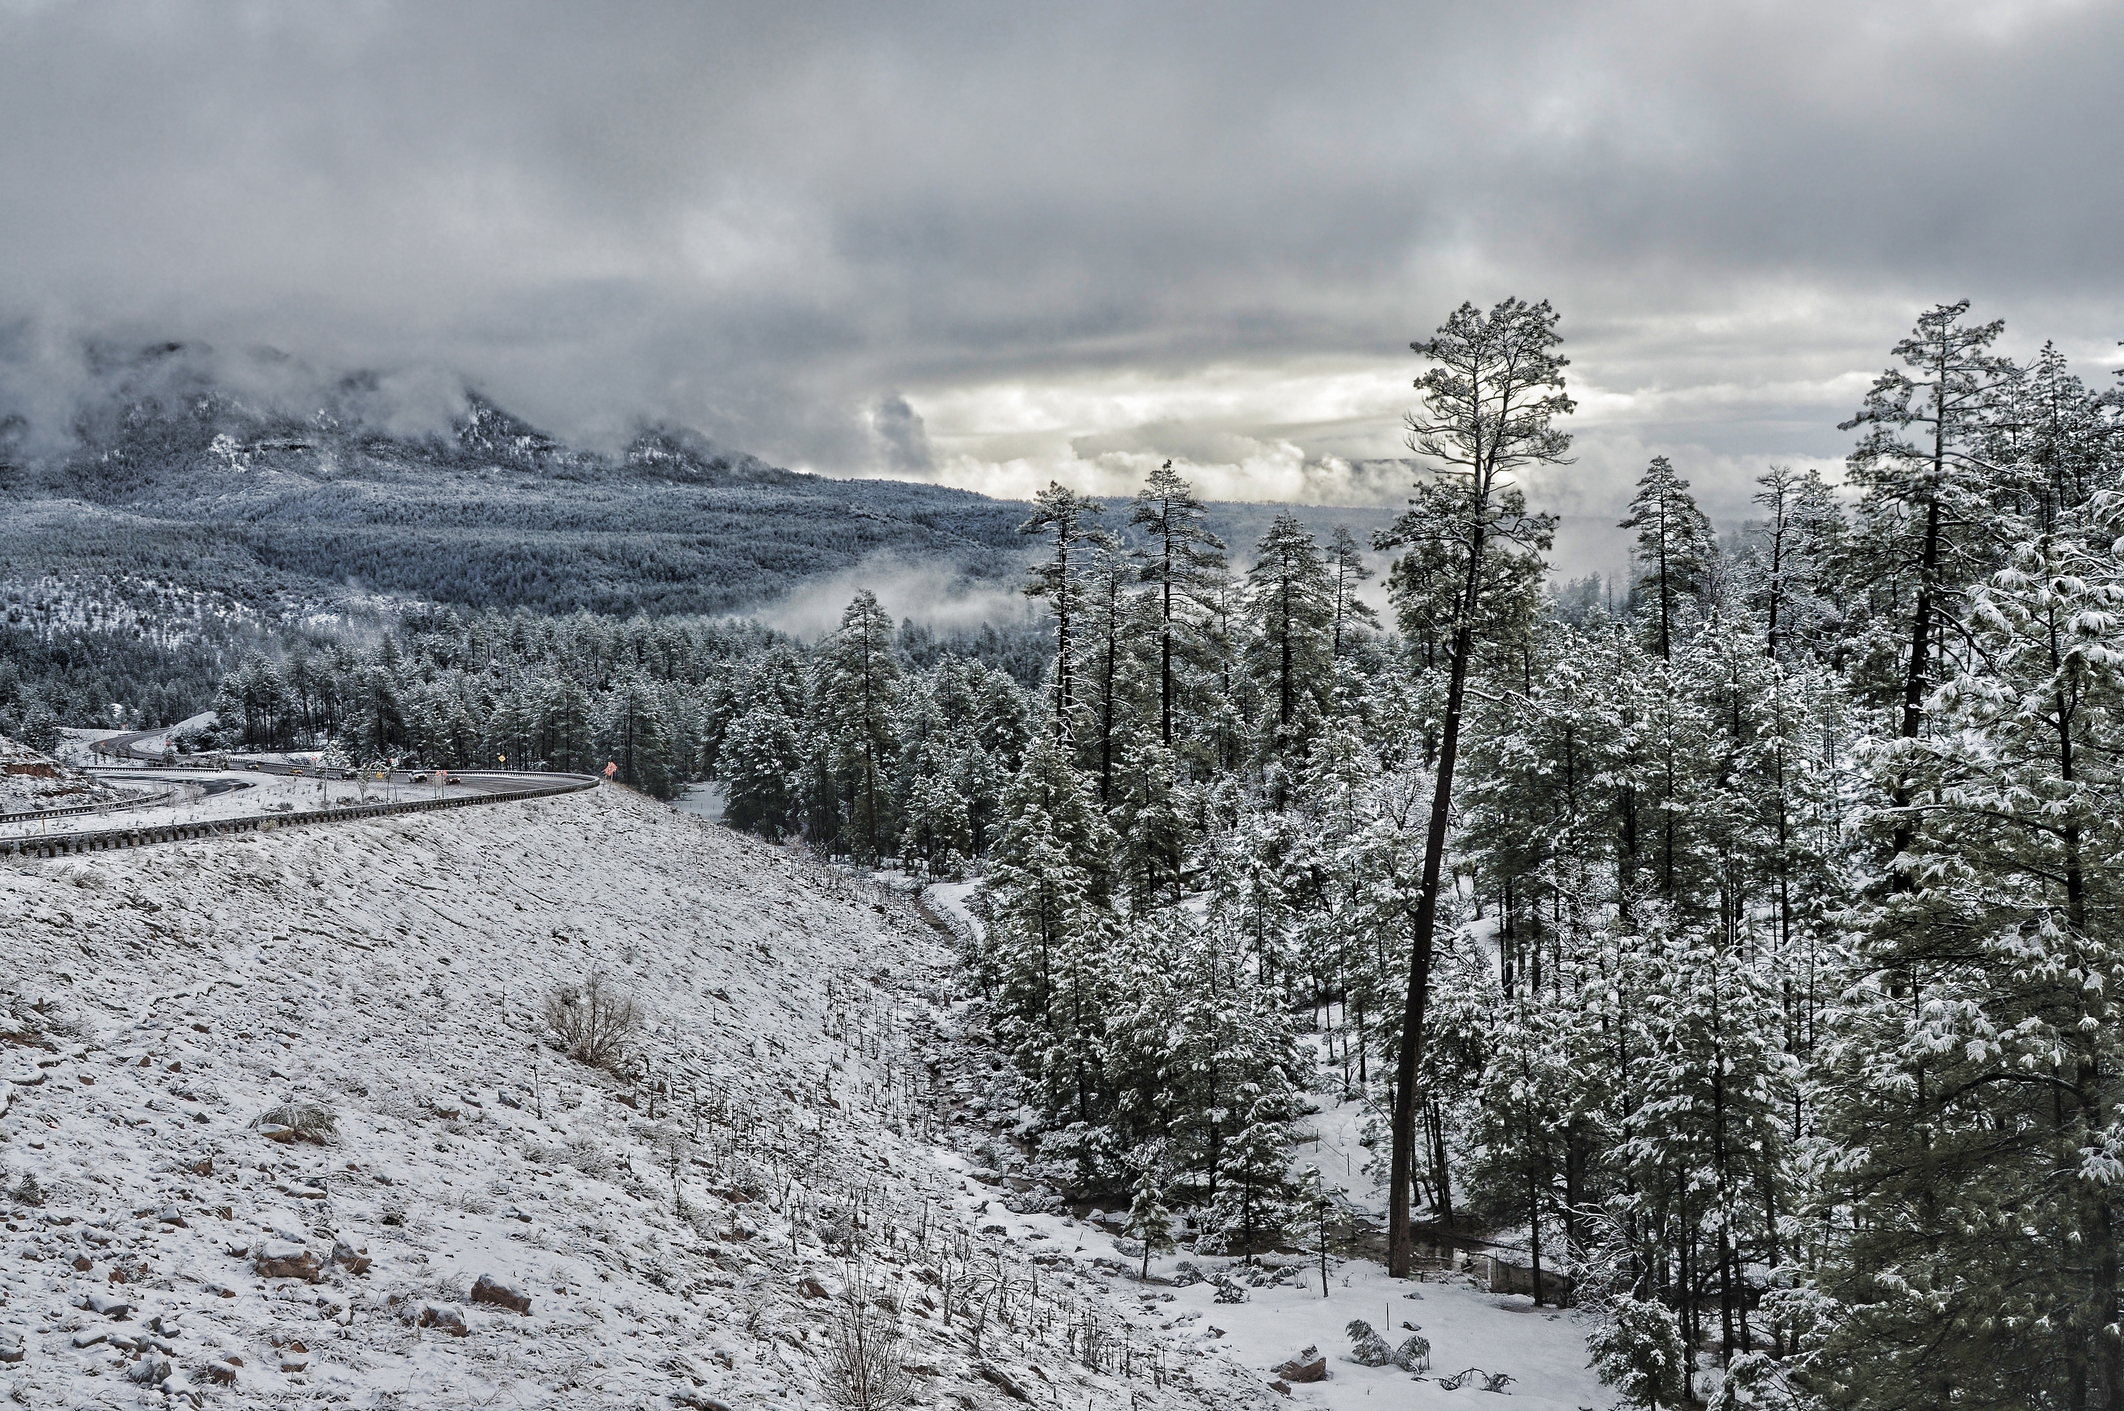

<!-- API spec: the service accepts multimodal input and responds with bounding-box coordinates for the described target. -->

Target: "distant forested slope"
[0,344,1393,729]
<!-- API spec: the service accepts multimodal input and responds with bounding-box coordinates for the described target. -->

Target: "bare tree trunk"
[1388,529,1482,1277]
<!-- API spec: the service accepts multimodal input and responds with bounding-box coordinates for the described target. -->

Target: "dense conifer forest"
[12,296,2124,1405]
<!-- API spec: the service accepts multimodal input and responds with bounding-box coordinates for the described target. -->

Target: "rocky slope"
[0,784,1267,1410]
[0,733,128,816]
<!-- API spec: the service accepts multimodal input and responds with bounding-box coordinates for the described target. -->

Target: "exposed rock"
[255,1240,321,1281]
[84,1292,131,1318]
[670,1394,732,1411]
[796,1275,830,1300]
[332,1239,372,1276]
[418,1304,469,1336]
[1274,1348,1328,1383]
[1269,1380,1291,1396]
[125,1352,172,1385]
[258,1123,297,1144]
[201,1360,238,1386]
[0,1333,23,1363]
[469,1273,530,1313]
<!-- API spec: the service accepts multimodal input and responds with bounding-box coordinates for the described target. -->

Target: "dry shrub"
[256,1102,338,1143]
[542,971,643,1070]
[820,1270,914,1410]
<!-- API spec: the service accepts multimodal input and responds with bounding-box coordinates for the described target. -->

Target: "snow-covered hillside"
[0,734,132,816]
[0,785,1604,1409]
[0,787,1188,1407]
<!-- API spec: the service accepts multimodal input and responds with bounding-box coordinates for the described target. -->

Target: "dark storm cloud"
[1,0,2117,547]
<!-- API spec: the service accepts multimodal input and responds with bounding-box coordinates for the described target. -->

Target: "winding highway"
[2,763,600,857]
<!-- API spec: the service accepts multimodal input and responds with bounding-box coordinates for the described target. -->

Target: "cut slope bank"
[0,786,1202,1408]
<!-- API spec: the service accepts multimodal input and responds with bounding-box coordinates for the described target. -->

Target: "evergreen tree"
[1378,296,1572,1277]
[1840,300,2014,748]
[1020,482,1106,740]
[1618,456,1717,661]
[1326,524,1380,660]
[597,673,676,797]
[1743,465,1845,665]
[1814,517,2124,1409]
[1124,1144,1176,1282]
[816,590,902,863]
[1243,512,1335,754]
[1130,459,1228,748]
[722,701,806,840]
[1078,535,1149,802]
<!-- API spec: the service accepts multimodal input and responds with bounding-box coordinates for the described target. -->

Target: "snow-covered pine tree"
[1020,482,1106,740]
[1741,465,1845,666]
[1326,523,1380,661]
[721,700,806,840]
[1124,1143,1177,1282]
[1619,456,1718,662]
[1129,459,1228,749]
[1839,300,2014,747]
[1377,295,1571,1277]
[1814,511,2124,1409]
[1243,511,1335,759]
[816,590,902,863]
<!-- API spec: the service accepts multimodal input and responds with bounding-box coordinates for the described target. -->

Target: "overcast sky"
[2,0,2118,572]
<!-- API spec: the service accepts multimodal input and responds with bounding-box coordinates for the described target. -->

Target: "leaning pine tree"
[1377,297,1573,1278]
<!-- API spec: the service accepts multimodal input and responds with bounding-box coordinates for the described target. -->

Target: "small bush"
[565,1135,613,1177]
[728,1158,772,1201]
[543,972,644,1071]
[7,994,85,1039]
[257,1102,338,1143]
[820,1272,914,1410]
[1346,1319,1392,1367]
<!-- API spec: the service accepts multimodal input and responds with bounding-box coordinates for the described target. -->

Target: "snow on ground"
[112,716,221,762]
[0,784,1302,1409]
[0,784,1602,1409]
[1291,1092,1384,1219]
[50,731,128,770]
[1,738,133,817]
[923,881,983,948]
[672,783,727,824]
[924,1117,1605,1411]
[0,769,436,841]
[916,881,1606,1411]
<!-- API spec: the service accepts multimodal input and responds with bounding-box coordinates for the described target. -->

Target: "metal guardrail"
[0,786,181,827]
[1,773,601,859]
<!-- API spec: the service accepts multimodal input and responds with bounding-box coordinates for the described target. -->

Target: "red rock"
[469,1274,529,1314]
